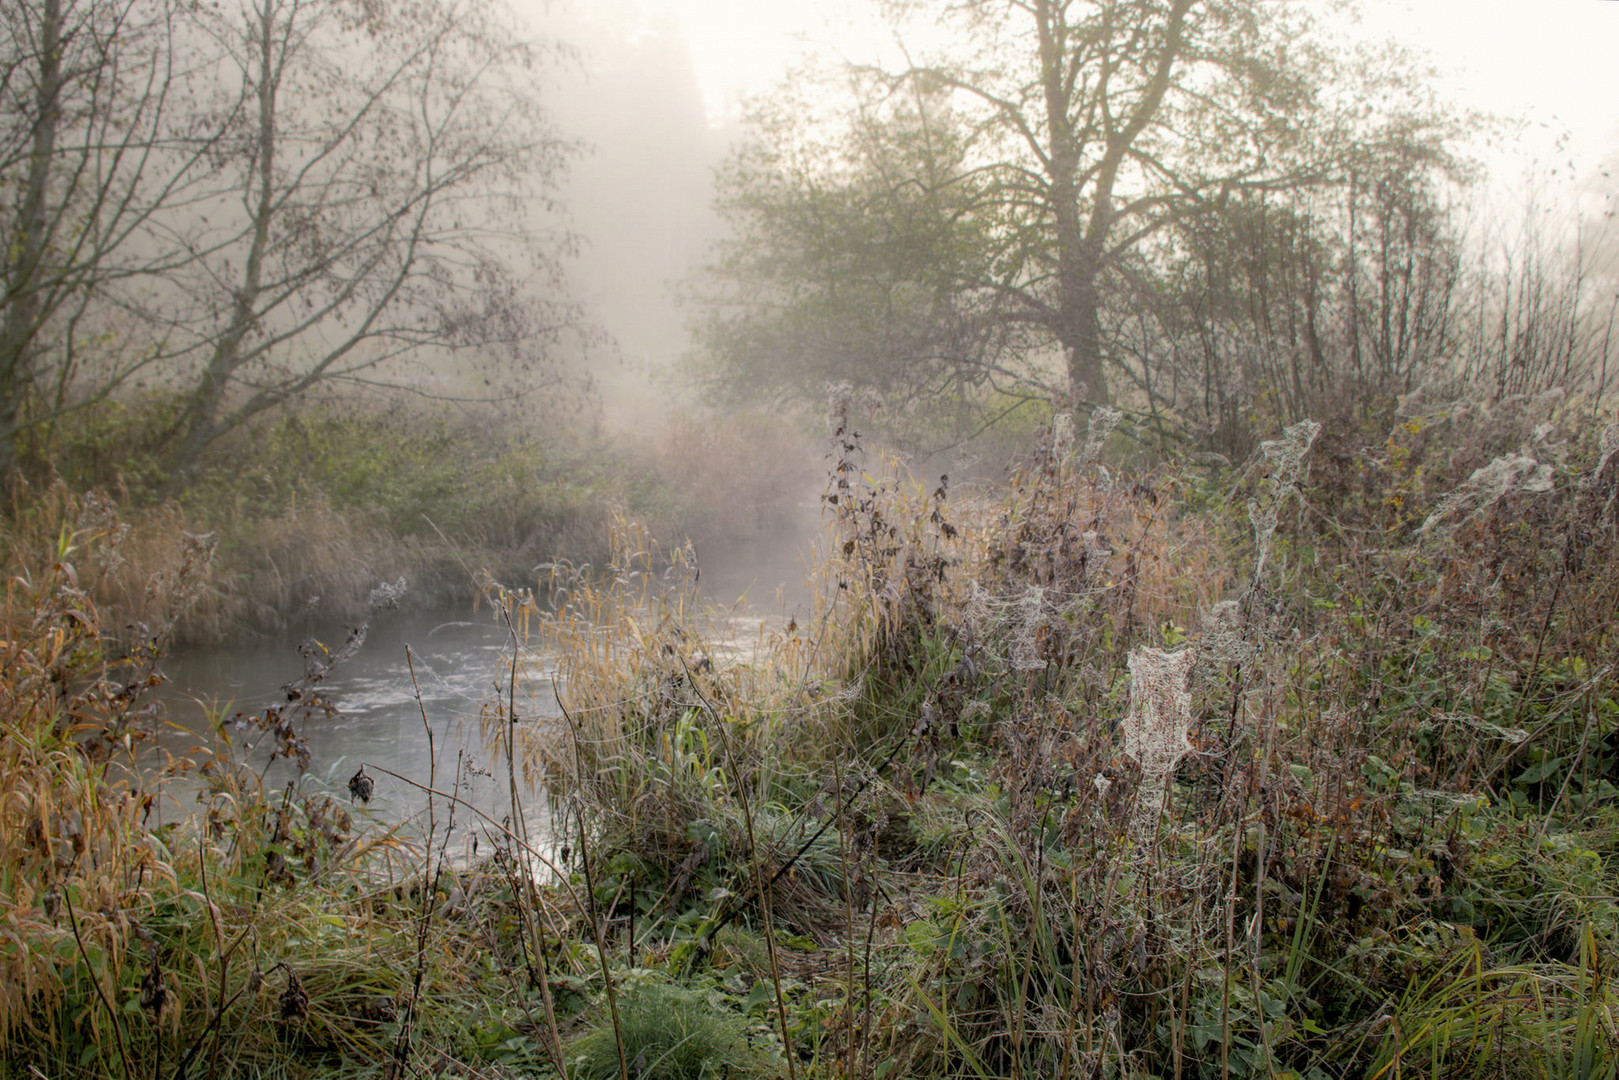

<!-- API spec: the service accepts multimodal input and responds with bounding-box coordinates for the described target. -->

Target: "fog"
[7,0,1615,592]
[518,0,1619,428]
[536,5,734,432]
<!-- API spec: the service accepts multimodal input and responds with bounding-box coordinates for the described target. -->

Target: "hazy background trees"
[688,0,1615,455]
[690,72,1019,418]
[0,0,205,477]
[0,0,583,487]
[153,0,581,480]
[694,0,1370,414]
[3,0,1614,506]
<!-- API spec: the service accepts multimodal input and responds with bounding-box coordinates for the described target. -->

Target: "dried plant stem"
[1512,564,1568,735]
[1249,688,1279,1079]
[496,603,567,1076]
[1059,866,1083,1080]
[861,874,881,1080]
[200,832,227,1080]
[390,649,454,1079]
[1223,819,1239,1080]
[188,836,255,1080]
[63,888,131,1080]
[684,660,799,1080]
[556,694,631,1080]
[832,753,858,1079]
[361,764,581,917]
[692,690,927,955]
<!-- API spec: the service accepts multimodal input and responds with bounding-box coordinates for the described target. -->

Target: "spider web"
[1120,646,1196,830]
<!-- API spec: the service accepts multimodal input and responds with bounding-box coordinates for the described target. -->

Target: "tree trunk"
[1061,268,1110,407]
[1034,0,1111,409]
[166,0,279,484]
[1050,182,1110,406]
[0,0,64,479]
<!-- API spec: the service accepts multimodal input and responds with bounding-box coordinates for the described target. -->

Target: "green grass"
[569,983,779,1080]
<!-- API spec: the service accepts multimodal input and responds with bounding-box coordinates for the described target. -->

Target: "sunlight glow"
[598,0,1619,184]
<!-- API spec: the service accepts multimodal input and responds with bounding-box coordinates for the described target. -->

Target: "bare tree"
[0,0,212,477]
[141,0,580,480]
[1125,122,1470,451]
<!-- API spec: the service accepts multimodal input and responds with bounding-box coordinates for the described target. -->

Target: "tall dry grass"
[0,491,591,1078]
[0,479,457,645]
[0,509,176,1049]
[526,390,1619,1079]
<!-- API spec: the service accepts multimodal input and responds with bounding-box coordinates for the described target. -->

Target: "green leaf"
[1516,755,1564,785]
[742,982,775,1014]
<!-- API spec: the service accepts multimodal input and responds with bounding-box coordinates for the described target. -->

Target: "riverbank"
[1,397,824,647]
[4,391,1619,1078]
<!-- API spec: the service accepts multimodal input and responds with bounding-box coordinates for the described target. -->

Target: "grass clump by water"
[569,983,779,1080]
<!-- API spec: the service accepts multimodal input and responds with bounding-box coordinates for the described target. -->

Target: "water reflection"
[145,582,788,873]
[149,611,559,864]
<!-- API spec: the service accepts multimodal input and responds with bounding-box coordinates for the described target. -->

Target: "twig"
[682,657,799,1080]
[555,692,631,1080]
[492,597,568,1077]
[360,764,581,919]
[64,888,133,1080]
[388,648,452,1079]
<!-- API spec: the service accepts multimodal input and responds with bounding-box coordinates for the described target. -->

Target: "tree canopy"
[692,0,1470,437]
[0,0,582,482]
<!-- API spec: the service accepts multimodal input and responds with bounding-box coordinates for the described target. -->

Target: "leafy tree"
[695,0,1463,418]
[692,73,1037,424]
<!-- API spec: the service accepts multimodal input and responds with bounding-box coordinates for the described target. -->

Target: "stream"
[148,610,559,865]
[145,553,804,867]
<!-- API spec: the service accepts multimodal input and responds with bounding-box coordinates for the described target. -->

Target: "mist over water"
[147,523,819,854]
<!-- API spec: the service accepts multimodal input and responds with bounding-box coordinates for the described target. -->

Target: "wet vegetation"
[5,0,1619,1075]
[1,396,819,643]
[2,376,1617,1078]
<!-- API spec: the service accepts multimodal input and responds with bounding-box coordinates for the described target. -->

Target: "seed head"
[140,955,167,1022]
[348,765,375,805]
[280,970,309,1020]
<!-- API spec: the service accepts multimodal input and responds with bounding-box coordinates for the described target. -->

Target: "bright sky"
[619,0,882,121]
[624,0,1619,196]
[1355,0,1619,185]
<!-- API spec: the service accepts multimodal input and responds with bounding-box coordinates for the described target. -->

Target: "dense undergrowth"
[0,396,818,645]
[3,385,1618,1078]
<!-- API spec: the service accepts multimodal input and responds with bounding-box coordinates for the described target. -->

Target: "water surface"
[150,610,558,863]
